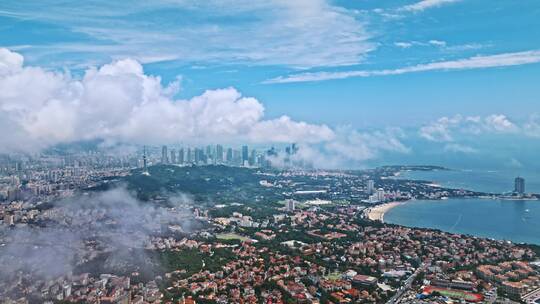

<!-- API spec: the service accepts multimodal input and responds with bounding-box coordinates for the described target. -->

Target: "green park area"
[325,272,343,281]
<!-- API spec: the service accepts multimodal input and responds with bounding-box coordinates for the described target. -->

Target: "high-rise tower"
[242,145,249,166]
[178,148,185,164]
[367,180,375,194]
[161,145,168,164]
[216,144,224,163]
[171,149,176,164]
[226,148,233,163]
[514,177,525,194]
[142,146,149,175]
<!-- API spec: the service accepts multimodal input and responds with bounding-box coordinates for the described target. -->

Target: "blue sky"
[0,0,539,169]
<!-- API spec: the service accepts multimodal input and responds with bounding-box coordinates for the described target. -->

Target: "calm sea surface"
[386,169,540,245]
[397,169,540,194]
[385,198,540,245]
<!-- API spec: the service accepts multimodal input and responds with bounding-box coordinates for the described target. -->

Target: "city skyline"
[1,2,540,303]
[0,1,539,171]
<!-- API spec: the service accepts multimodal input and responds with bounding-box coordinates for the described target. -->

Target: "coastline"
[379,197,540,245]
[366,201,406,223]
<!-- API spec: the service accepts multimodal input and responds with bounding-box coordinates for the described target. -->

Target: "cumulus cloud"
[270,127,411,169]
[0,48,23,74]
[400,0,462,12]
[264,50,540,84]
[248,116,334,144]
[0,48,413,167]
[419,114,519,142]
[0,48,406,167]
[327,127,411,161]
[0,48,334,153]
[483,114,519,133]
[419,116,461,142]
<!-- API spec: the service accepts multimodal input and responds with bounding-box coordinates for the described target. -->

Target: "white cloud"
[248,116,334,144]
[271,127,411,169]
[523,113,540,138]
[0,0,374,69]
[444,43,487,52]
[394,42,413,49]
[429,40,447,47]
[326,127,411,161]
[393,40,486,52]
[0,48,334,153]
[506,158,523,169]
[443,143,478,154]
[483,114,518,133]
[374,0,461,18]
[400,0,462,12]
[419,114,519,142]
[265,50,540,83]
[0,48,23,75]
[419,116,461,142]
[0,48,412,167]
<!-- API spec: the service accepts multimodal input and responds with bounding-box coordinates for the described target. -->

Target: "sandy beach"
[366,202,405,223]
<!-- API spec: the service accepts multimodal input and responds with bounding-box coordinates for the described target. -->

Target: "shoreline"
[366,201,406,223]
[374,197,540,245]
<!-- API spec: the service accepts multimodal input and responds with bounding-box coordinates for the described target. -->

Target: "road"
[386,263,426,304]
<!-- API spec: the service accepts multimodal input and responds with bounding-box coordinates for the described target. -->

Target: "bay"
[385,198,540,245]
[397,168,540,194]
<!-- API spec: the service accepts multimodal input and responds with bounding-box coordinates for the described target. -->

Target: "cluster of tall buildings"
[158,144,270,168]
[0,152,133,202]
[151,143,303,169]
[365,180,389,203]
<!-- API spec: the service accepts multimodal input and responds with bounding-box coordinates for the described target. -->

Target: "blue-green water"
[397,169,540,194]
[385,198,540,245]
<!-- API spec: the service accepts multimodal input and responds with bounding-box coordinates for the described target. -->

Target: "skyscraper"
[514,177,525,194]
[216,144,224,163]
[367,180,375,195]
[284,146,292,166]
[249,149,256,166]
[242,145,249,166]
[142,146,149,175]
[195,147,206,164]
[206,145,213,163]
[291,143,299,154]
[226,148,233,163]
[178,148,184,164]
[233,149,241,165]
[161,145,168,164]
[257,154,266,167]
[170,149,176,164]
[376,188,385,202]
[187,148,192,163]
[194,148,201,164]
